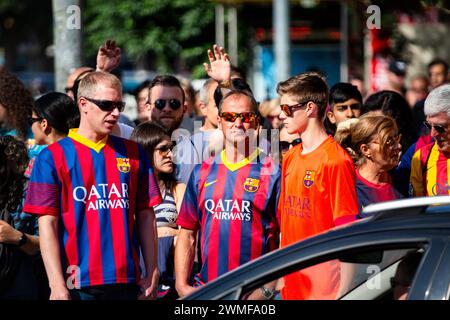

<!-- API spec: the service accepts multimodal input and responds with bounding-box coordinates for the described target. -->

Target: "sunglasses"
[83,97,126,112]
[155,144,174,156]
[153,99,182,110]
[423,121,448,135]
[220,112,257,123]
[28,117,44,126]
[279,102,308,117]
[280,138,302,152]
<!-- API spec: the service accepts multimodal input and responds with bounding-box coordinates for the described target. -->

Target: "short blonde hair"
[77,71,122,98]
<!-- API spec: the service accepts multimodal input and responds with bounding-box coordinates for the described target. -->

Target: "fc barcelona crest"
[117,158,130,173]
[303,170,315,188]
[244,178,260,193]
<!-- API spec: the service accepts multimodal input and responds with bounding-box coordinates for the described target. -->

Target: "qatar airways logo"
[204,199,252,221]
[73,183,130,211]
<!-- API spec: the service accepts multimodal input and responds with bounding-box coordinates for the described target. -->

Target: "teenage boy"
[277,72,359,300]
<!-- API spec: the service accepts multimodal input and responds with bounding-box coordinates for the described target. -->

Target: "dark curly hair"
[0,70,35,141]
[0,136,29,213]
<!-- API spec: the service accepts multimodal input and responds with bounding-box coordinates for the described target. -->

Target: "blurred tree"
[84,0,215,78]
[0,0,52,70]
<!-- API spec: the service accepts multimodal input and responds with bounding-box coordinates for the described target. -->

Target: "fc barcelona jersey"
[177,149,280,285]
[410,142,450,196]
[24,129,162,288]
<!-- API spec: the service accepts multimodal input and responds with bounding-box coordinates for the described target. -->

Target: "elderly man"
[410,84,450,196]
[24,72,161,300]
[175,89,281,299]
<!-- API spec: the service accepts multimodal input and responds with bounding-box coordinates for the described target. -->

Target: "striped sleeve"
[410,147,426,197]
[23,148,60,216]
[176,164,200,231]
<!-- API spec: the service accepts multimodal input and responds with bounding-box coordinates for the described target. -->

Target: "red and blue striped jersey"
[177,149,280,285]
[23,130,162,288]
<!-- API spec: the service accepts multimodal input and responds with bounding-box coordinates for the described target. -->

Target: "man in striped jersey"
[174,89,281,298]
[410,84,450,196]
[24,72,162,300]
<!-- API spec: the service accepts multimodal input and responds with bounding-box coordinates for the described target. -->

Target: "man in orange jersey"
[277,72,359,300]
[410,84,450,196]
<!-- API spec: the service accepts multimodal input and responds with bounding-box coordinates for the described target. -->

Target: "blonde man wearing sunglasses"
[276,72,359,300]
[410,84,450,197]
[24,72,162,300]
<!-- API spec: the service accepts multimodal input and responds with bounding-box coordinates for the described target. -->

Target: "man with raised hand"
[175,83,280,299]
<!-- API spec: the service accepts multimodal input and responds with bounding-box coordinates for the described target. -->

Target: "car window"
[240,247,426,300]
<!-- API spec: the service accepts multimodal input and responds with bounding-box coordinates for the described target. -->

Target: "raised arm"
[203,44,231,85]
[96,39,121,73]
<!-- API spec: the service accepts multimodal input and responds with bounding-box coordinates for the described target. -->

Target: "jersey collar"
[220,148,260,172]
[68,129,108,153]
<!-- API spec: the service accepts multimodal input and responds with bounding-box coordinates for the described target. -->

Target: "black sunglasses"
[280,102,308,117]
[280,138,302,152]
[423,121,448,135]
[83,97,126,112]
[28,117,44,126]
[153,99,182,110]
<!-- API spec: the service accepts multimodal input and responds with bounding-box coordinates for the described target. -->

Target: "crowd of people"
[0,39,449,301]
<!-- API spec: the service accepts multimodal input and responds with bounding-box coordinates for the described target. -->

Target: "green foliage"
[84,0,215,77]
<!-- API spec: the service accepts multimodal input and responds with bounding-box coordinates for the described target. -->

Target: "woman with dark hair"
[362,90,418,151]
[30,92,80,146]
[131,121,186,299]
[0,136,41,299]
[0,70,35,141]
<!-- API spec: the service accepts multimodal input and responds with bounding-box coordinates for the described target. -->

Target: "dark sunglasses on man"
[83,97,126,112]
[220,112,257,123]
[153,99,182,110]
[280,138,302,153]
[423,121,448,135]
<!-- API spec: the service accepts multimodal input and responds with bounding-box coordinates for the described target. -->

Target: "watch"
[260,286,275,300]
[18,232,28,247]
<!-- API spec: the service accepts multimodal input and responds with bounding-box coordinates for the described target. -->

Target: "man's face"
[388,71,405,91]
[149,85,186,134]
[78,83,122,136]
[429,64,447,89]
[327,98,362,125]
[218,94,259,148]
[278,94,308,135]
[136,87,150,122]
[426,112,450,153]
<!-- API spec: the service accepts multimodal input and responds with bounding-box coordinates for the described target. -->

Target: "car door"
[234,230,445,300]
